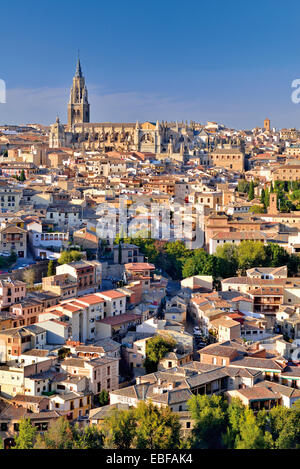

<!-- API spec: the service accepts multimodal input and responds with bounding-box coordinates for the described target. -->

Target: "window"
[1,423,7,431]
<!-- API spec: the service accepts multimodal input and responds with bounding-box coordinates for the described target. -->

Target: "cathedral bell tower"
[68,57,90,129]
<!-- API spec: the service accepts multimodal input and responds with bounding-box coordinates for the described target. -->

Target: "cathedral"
[49,58,197,156]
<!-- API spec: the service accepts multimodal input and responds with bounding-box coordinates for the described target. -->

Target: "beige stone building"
[210,146,245,171]
[60,356,119,395]
[209,317,241,343]
[0,224,27,258]
[272,163,300,181]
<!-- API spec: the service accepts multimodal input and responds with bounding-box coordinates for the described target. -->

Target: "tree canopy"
[57,250,83,265]
[99,389,110,407]
[248,180,255,201]
[13,418,37,449]
[144,334,176,373]
[7,397,300,450]
[47,259,56,277]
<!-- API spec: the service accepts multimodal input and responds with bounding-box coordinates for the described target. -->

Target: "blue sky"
[1,0,300,129]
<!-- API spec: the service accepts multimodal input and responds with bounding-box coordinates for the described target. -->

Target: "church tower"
[268,192,278,215]
[49,116,66,148]
[264,118,270,131]
[68,57,90,129]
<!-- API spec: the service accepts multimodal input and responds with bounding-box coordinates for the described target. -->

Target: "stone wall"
[101,262,124,280]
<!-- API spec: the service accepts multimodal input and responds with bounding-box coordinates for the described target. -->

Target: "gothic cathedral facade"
[49,58,195,157]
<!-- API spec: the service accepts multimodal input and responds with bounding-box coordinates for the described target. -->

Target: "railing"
[254,298,282,304]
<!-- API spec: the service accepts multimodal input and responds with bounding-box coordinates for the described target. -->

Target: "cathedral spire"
[75,52,83,78]
[68,55,90,128]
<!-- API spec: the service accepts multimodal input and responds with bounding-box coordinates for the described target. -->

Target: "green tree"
[276,190,295,213]
[57,347,71,360]
[73,424,104,449]
[235,409,271,449]
[264,243,289,267]
[290,189,300,202]
[188,394,228,449]
[264,187,270,208]
[249,205,265,214]
[99,389,109,407]
[34,417,75,449]
[237,179,249,193]
[47,260,56,277]
[267,403,300,449]
[118,240,122,264]
[13,418,37,449]
[287,253,300,276]
[182,248,233,281]
[19,169,26,182]
[103,408,137,449]
[164,241,191,279]
[237,240,266,272]
[215,243,238,277]
[165,240,189,260]
[58,250,82,265]
[134,401,181,449]
[222,398,246,449]
[144,335,176,373]
[260,188,266,207]
[182,249,213,278]
[248,180,255,201]
[264,243,300,276]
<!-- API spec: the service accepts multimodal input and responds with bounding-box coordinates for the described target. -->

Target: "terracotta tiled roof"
[98,313,141,326]
[98,290,127,300]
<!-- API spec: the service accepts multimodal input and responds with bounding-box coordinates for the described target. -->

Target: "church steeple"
[75,56,83,78]
[68,55,90,129]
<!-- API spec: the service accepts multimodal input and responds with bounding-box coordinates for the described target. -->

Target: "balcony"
[253,298,282,305]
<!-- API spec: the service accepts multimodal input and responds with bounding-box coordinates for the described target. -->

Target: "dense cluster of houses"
[2,117,300,447]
